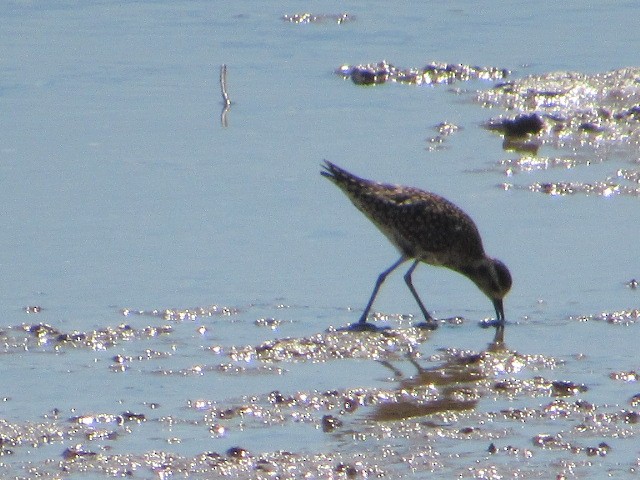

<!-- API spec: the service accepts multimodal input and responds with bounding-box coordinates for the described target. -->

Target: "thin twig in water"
[220,64,231,107]
[219,64,231,127]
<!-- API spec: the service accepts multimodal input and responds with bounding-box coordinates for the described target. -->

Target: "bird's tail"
[320,160,364,189]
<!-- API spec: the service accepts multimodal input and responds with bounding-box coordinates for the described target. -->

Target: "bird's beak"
[491,298,506,344]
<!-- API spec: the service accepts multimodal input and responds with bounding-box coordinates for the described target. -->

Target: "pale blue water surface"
[2,1,640,478]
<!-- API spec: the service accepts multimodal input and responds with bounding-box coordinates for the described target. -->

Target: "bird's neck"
[455,257,491,284]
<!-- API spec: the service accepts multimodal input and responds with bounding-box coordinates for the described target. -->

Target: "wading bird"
[321,161,512,343]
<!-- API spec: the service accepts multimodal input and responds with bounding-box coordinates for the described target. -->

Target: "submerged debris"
[609,371,639,382]
[498,154,600,176]
[70,411,145,426]
[521,180,625,196]
[2,323,172,351]
[121,304,240,321]
[571,308,640,325]
[254,317,285,329]
[434,121,461,137]
[426,122,462,151]
[54,449,387,478]
[501,177,640,197]
[336,60,509,86]
[62,444,97,460]
[153,362,285,377]
[493,378,587,398]
[282,13,354,24]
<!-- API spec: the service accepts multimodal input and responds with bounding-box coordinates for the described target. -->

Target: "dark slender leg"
[357,256,407,325]
[493,322,505,344]
[403,260,438,330]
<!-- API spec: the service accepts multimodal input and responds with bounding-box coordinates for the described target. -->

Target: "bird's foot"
[337,322,390,333]
[479,318,504,329]
[479,319,506,344]
[412,319,439,331]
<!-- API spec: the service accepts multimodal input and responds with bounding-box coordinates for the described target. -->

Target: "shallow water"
[2,1,640,478]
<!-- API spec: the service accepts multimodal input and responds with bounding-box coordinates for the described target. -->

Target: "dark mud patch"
[478,68,640,152]
[426,122,462,151]
[336,60,508,86]
[571,308,640,325]
[336,61,640,198]
[1,322,173,352]
[121,304,241,321]
[479,68,640,197]
[282,13,354,24]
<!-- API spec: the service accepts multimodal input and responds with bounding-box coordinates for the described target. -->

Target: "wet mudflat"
[2,1,640,479]
[2,305,639,478]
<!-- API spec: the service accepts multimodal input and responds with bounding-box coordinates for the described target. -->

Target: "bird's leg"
[493,322,505,345]
[352,256,407,330]
[403,260,438,330]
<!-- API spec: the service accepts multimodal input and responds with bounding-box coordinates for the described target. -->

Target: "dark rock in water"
[335,463,359,478]
[27,323,60,337]
[321,415,343,432]
[62,445,97,460]
[342,397,358,413]
[622,411,640,424]
[532,433,567,449]
[609,370,638,382]
[56,332,86,343]
[120,411,146,423]
[487,113,544,137]
[551,380,588,396]
[350,67,388,85]
[268,390,290,405]
[578,121,604,133]
[586,442,610,457]
[226,446,250,459]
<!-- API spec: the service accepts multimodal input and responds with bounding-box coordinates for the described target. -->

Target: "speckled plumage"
[321,160,512,342]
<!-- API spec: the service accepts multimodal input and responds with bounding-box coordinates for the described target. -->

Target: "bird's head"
[466,257,512,321]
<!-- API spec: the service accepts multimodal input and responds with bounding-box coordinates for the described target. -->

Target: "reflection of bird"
[321,161,512,342]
